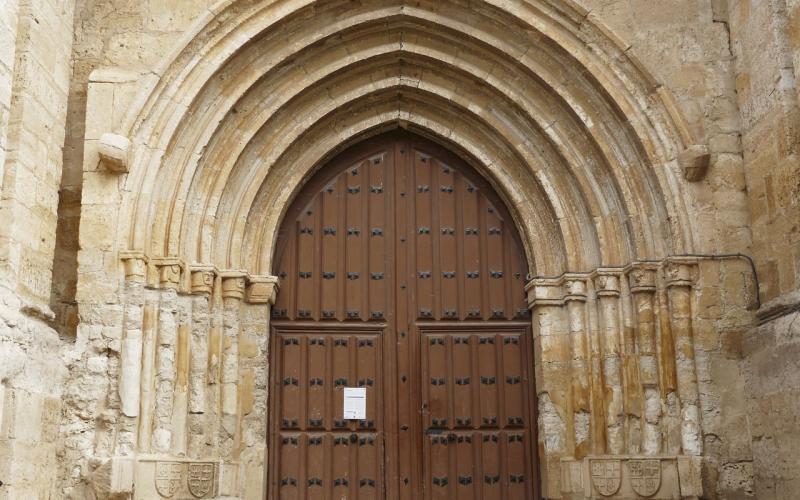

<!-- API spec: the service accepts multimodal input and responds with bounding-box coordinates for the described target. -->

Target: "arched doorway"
[268,132,538,498]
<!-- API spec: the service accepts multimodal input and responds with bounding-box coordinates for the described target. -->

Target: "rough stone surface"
[0,0,797,499]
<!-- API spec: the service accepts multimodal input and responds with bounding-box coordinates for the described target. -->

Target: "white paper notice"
[343,387,367,420]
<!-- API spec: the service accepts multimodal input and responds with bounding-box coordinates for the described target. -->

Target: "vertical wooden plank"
[281,335,301,431]
[306,432,325,500]
[346,168,364,320]
[295,207,317,320]
[459,173,482,318]
[452,335,472,429]
[368,155,387,322]
[320,179,339,319]
[415,151,434,319]
[477,334,499,429]
[501,334,524,429]
[437,160,458,319]
[486,203,507,319]
[279,431,300,500]
[306,336,326,429]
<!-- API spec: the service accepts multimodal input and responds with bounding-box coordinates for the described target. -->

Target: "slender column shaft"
[219,274,246,458]
[565,279,590,458]
[595,274,624,454]
[665,262,702,456]
[630,267,661,455]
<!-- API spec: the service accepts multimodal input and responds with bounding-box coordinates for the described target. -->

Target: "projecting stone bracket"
[560,455,703,499]
[677,144,710,182]
[98,132,132,173]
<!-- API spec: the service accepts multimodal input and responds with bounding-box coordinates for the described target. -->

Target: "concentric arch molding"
[103,0,701,278]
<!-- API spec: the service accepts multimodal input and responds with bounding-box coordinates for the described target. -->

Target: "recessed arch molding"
[73,1,712,498]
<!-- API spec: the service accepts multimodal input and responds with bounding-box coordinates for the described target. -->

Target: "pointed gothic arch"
[75,1,714,497]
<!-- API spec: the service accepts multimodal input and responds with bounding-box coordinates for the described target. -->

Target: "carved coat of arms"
[155,461,184,498]
[187,462,216,498]
[590,459,621,496]
[629,459,661,497]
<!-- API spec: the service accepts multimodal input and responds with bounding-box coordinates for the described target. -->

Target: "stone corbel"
[120,251,148,283]
[246,275,280,304]
[220,271,248,301]
[152,257,185,291]
[677,144,710,182]
[189,265,218,295]
[98,133,132,173]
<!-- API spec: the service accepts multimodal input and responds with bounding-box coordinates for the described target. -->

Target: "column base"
[559,455,702,499]
[87,455,241,499]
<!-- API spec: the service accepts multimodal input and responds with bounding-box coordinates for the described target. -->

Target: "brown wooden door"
[269,132,538,499]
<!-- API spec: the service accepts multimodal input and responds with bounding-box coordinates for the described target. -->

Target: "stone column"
[219,272,246,459]
[526,278,569,499]
[117,253,147,456]
[151,259,183,453]
[564,277,591,458]
[620,273,642,454]
[664,260,702,456]
[137,288,159,452]
[188,266,215,458]
[629,265,662,455]
[242,275,279,498]
[594,272,625,454]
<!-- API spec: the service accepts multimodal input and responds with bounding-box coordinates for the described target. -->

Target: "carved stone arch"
[72,1,713,498]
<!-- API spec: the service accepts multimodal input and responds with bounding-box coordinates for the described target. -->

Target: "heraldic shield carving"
[155,461,184,498]
[187,463,216,498]
[629,459,662,497]
[590,459,622,496]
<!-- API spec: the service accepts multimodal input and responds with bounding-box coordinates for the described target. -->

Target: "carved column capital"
[246,275,280,305]
[563,275,588,302]
[628,264,658,294]
[525,278,565,308]
[664,260,697,288]
[594,270,621,297]
[153,257,184,291]
[220,271,248,300]
[189,265,217,295]
[120,251,148,283]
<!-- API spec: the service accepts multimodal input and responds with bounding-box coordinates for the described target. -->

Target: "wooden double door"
[268,132,539,499]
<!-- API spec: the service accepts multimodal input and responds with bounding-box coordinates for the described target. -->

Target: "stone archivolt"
[113,0,700,276]
[74,0,716,498]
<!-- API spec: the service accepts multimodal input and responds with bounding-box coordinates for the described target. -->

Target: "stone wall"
[0,0,798,499]
[51,0,216,338]
[726,1,800,497]
[741,307,800,500]
[0,0,75,498]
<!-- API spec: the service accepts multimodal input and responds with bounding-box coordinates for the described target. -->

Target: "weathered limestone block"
[97,133,132,173]
[678,144,711,181]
